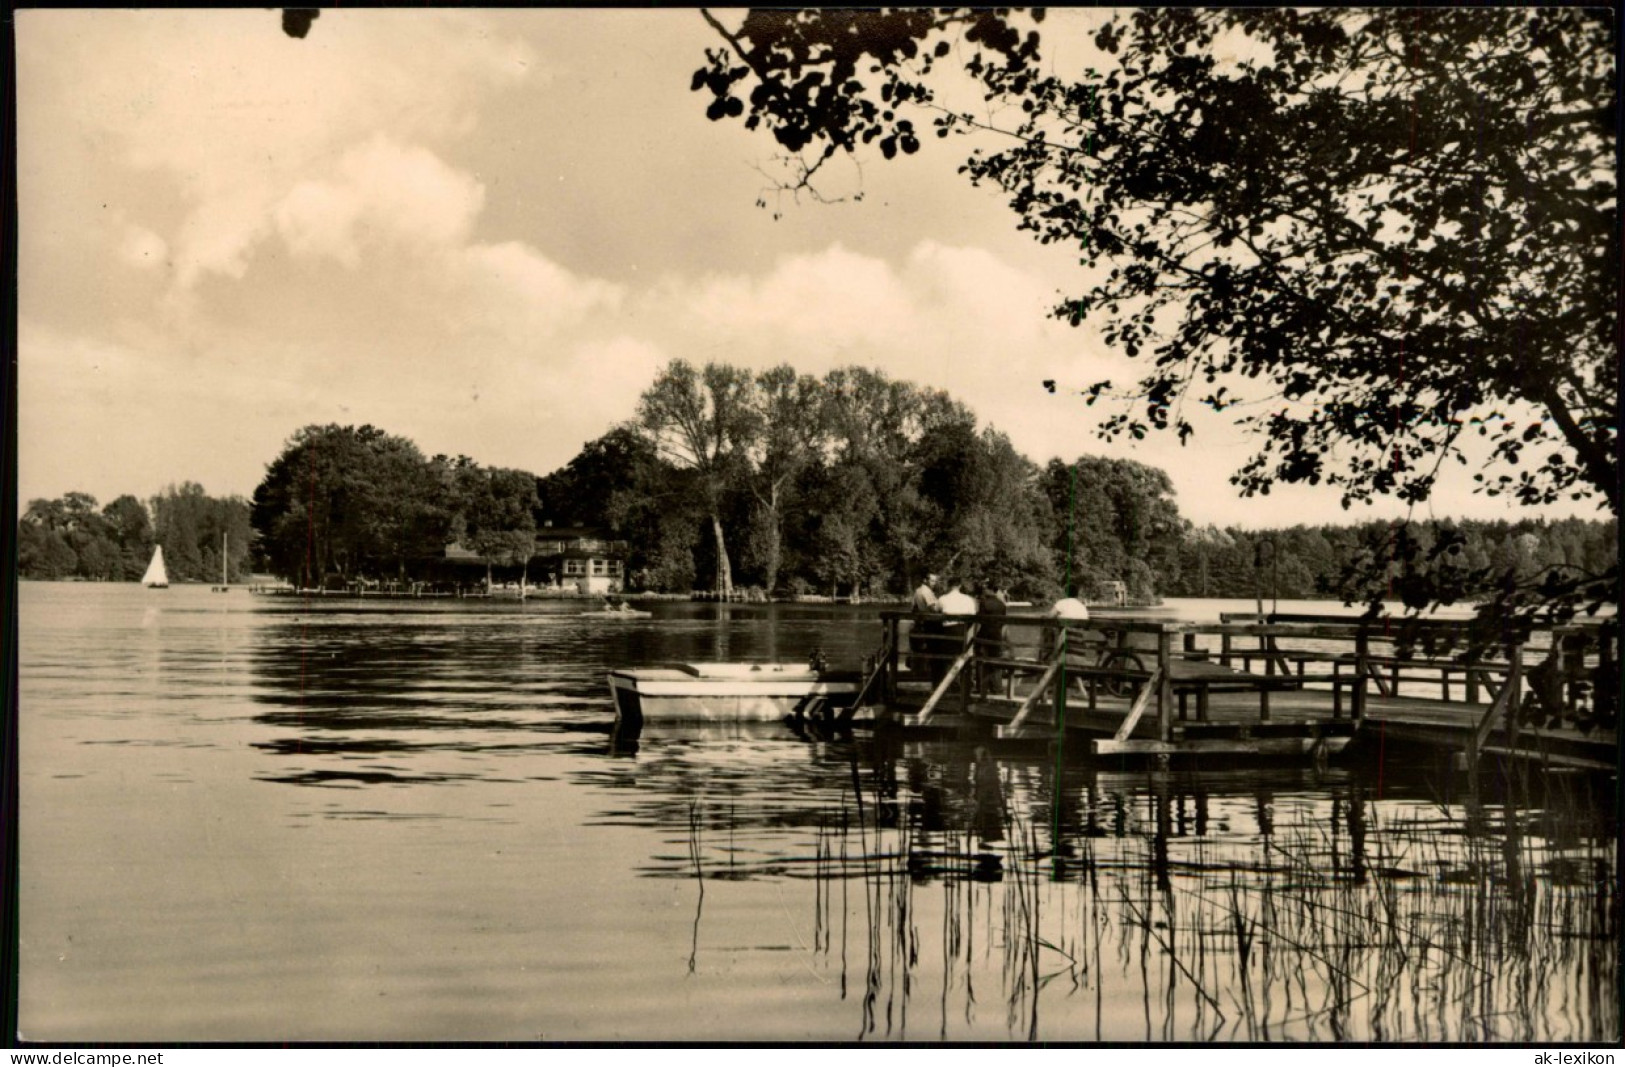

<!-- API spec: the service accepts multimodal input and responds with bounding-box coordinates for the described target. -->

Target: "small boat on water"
[584,598,650,618]
[142,546,169,589]
[609,662,862,725]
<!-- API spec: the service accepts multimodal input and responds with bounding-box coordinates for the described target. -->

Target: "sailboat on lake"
[142,545,169,589]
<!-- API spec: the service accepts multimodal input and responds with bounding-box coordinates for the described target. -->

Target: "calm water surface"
[17,584,1619,1042]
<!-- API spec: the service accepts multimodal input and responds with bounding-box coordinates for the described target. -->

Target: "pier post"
[1261,632,1274,722]
[1054,628,1068,742]
[1505,641,1523,746]
[1156,629,1173,741]
[884,616,898,705]
[1053,626,1068,720]
[960,620,974,717]
[1220,632,1233,667]
[1353,628,1369,726]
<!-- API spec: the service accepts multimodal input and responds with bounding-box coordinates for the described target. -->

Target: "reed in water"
[668,746,1616,1042]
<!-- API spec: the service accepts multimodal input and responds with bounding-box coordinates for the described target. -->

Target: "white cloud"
[520,335,670,442]
[454,241,624,341]
[274,181,365,268]
[18,9,540,294]
[640,240,1112,410]
[274,135,486,268]
[694,245,915,350]
[901,241,1057,338]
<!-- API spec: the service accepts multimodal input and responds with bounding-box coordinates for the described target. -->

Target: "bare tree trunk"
[711,512,733,597]
[763,525,780,597]
[761,488,782,597]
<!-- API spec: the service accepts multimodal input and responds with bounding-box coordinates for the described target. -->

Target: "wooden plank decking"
[869,674,1615,769]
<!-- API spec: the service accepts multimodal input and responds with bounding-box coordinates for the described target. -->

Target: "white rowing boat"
[608,662,862,725]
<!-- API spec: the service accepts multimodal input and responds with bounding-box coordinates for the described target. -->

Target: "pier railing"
[874,611,1201,742]
[867,609,1616,762]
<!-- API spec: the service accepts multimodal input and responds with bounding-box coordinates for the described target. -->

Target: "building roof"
[441,534,627,564]
[535,525,610,539]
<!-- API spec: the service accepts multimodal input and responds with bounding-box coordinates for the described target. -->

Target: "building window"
[590,558,607,576]
[563,559,586,576]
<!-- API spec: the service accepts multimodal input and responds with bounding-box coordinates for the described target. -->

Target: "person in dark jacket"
[976,583,1009,695]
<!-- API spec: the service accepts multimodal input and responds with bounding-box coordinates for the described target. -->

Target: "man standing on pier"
[976,582,1010,696]
[938,577,976,616]
[936,577,978,685]
[913,573,941,615]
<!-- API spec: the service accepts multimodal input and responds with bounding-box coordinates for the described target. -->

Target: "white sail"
[142,546,169,588]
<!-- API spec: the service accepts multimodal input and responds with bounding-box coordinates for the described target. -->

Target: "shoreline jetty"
[824,609,1616,774]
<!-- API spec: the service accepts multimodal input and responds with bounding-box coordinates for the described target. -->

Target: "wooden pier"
[838,610,1617,773]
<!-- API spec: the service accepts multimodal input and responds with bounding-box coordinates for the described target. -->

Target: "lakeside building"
[417,526,627,594]
[534,525,627,595]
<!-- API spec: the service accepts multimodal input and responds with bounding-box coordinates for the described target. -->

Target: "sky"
[13,9,1604,530]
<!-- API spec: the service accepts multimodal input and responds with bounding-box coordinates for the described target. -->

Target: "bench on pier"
[1200,642,1517,715]
[1164,659,1306,722]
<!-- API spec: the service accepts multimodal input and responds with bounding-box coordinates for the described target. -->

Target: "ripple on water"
[16,585,1619,1043]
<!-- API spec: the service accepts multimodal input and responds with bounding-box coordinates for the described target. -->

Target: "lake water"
[16,583,1619,1043]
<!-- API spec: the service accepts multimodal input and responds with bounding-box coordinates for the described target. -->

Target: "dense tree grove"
[20,493,148,581]
[248,424,537,588]
[1042,457,1182,602]
[19,486,251,583]
[623,361,1075,599]
[151,483,254,584]
[220,366,1202,600]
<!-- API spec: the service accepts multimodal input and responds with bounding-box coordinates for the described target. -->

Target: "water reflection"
[25,587,1612,1042]
[234,601,1619,1040]
[602,730,1617,1042]
[240,602,1616,1040]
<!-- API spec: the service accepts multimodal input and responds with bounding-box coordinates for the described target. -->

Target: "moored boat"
[608,662,862,726]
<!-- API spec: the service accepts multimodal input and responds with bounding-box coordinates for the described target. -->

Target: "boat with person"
[582,598,651,618]
[142,546,169,589]
[608,661,862,726]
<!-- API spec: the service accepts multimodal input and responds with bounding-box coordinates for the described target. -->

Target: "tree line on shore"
[1164,518,1617,607]
[248,424,542,589]
[18,483,252,584]
[20,362,1615,608]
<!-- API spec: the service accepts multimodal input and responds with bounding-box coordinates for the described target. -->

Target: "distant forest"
[19,362,1618,604]
[18,484,252,584]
